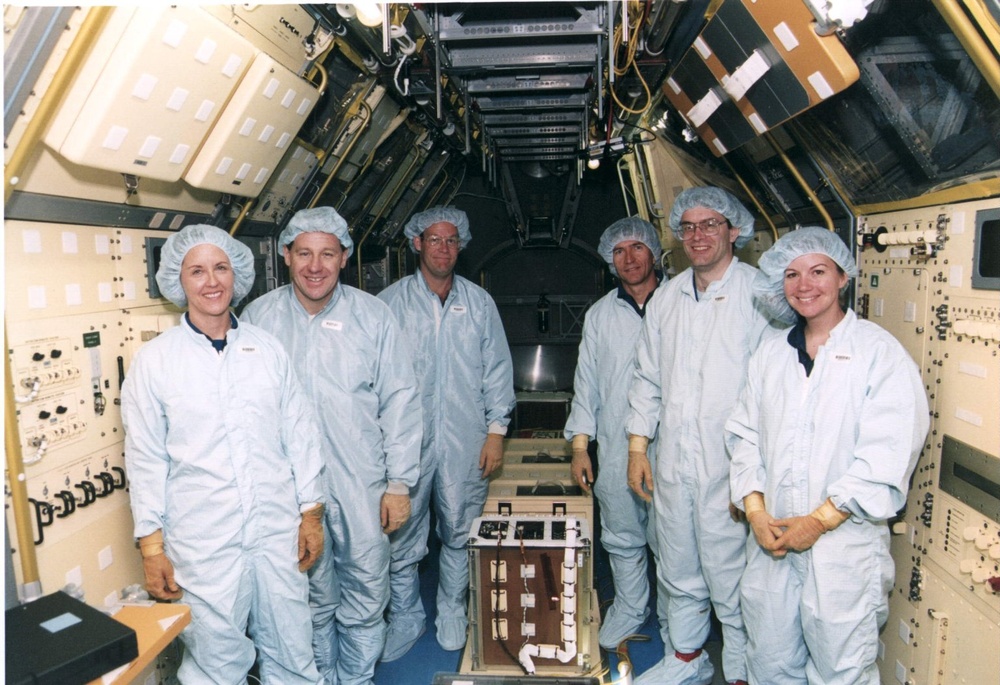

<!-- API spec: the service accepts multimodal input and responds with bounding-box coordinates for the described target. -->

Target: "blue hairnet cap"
[155,224,256,308]
[278,206,354,258]
[753,226,859,324]
[669,187,755,248]
[403,206,472,252]
[598,217,663,276]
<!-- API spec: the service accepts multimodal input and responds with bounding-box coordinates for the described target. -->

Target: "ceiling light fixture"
[354,1,384,28]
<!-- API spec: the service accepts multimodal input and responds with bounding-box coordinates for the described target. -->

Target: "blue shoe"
[635,651,714,685]
[381,617,426,662]
[599,602,650,649]
[436,617,468,651]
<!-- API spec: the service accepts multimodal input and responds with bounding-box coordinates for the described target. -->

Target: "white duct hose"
[517,517,580,674]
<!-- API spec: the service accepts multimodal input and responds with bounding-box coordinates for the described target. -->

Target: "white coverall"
[242,284,421,685]
[122,316,324,684]
[378,270,515,648]
[627,258,773,684]
[727,310,929,685]
[564,285,669,648]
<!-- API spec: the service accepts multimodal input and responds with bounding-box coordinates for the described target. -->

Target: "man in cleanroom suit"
[727,227,928,684]
[242,207,421,685]
[377,206,516,659]
[626,187,779,685]
[563,217,671,652]
[122,224,325,684]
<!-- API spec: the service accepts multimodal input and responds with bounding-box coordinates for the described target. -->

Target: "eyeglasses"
[423,235,461,249]
[675,218,729,240]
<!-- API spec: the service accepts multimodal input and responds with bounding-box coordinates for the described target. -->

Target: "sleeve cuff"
[810,498,850,531]
[571,433,590,450]
[628,434,649,453]
[488,422,508,436]
[139,530,164,558]
[743,492,765,515]
[385,480,410,496]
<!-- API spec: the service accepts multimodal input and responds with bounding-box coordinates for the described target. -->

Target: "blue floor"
[371,504,725,684]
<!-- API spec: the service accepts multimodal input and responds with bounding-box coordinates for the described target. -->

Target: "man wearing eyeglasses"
[625,187,778,685]
[377,206,516,660]
[242,206,422,685]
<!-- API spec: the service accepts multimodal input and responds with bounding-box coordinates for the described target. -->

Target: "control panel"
[858,198,1000,685]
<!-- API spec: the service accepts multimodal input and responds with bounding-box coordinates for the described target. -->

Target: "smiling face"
[180,243,235,328]
[414,221,460,281]
[679,207,739,280]
[784,252,849,325]
[612,239,657,289]
[284,231,349,315]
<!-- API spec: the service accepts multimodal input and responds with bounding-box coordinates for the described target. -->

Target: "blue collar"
[186,312,237,352]
[616,274,662,318]
[786,317,813,376]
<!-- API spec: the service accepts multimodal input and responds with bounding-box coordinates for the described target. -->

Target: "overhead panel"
[204,3,317,73]
[704,2,810,129]
[182,52,320,195]
[465,71,592,95]
[502,147,579,157]
[475,93,591,111]
[480,112,582,126]
[436,3,603,41]
[435,2,605,165]
[44,5,256,182]
[857,34,980,179]
[661,0,859,155]
[248,142,320,225]
[487,124,582,135]
[493,136,579,146]
[448,43,599,70]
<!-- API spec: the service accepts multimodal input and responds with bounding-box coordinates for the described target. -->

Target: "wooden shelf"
[88,602,190,685]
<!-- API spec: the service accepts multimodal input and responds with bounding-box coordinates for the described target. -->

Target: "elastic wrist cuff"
[139,531,164,558]
[487,423,508,436]
[571,434,589,450]
[628,434,649,453]
[385,481,410,496]
[301,503,324,518]
[743,492,766,516]
[139,530,164,558]
[810,498,849,531]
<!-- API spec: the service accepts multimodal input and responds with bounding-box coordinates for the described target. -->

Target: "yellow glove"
[139,530,182,599]
[298,504,324,571]
[627,434,653,503]
[571,434,593,492]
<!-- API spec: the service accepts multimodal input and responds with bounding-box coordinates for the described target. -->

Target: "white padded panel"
[182,52,319,196]
[44,5,256,182]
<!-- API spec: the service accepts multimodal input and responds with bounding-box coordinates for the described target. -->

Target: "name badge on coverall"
[451,306,466,314]
[322,319,343,331]
[713,295,728,303]
[239,346,259,354]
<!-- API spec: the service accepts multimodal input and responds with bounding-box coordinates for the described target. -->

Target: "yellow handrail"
[4,7,113,204]
[765,133,835,232]
[5,327,41,599]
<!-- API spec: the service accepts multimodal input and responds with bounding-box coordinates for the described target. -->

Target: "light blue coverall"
[122,316,324,685]
[564,284,670,649]
[727,310,929,685]
[378,269,515,649]
[242,284,421,685]
[627,258,773,685]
